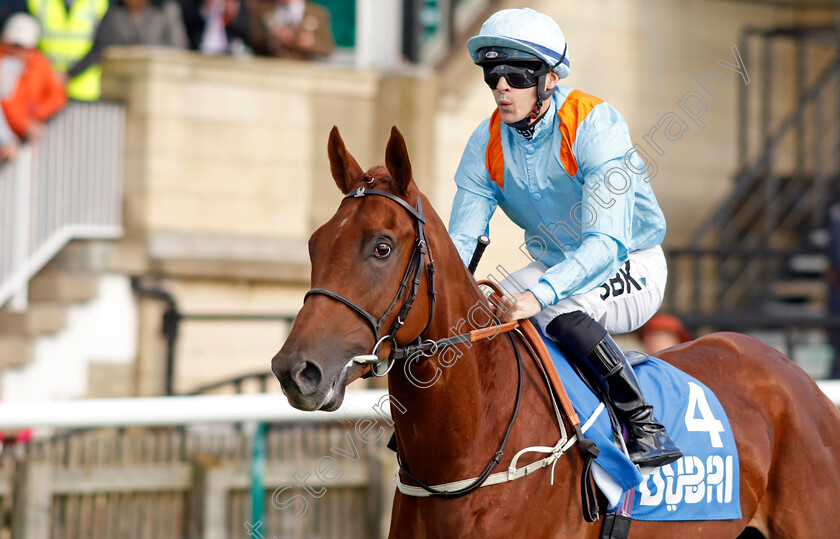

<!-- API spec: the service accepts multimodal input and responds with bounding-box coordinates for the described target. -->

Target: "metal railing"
[0,101,125,312]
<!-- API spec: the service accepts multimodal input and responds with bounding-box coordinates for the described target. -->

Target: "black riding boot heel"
[584,335,682,468]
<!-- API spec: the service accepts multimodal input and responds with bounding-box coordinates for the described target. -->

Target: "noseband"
[304,187,436,374]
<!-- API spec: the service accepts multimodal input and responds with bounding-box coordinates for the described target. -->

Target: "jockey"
[448,8,682,468]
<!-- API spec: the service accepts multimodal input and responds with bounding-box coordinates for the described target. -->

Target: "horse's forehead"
[365,165,390,181]
[317,194,403,241]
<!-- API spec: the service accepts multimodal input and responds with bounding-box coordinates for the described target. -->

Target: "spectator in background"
[0,14,67,161]
[100,0,189,49]
[251,0,333,60]
[635,313,693,355]
[181,0,253,55]
[27,0,110,102]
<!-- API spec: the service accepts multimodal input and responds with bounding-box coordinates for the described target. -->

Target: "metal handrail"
[186,371,276,395]
[668,24,840,318]
[0,101,125,311]
[688,51,840,246]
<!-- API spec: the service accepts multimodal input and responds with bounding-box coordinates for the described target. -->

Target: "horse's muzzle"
[272,352,322,410]
[273,348,357,411]
[289,360,323,396]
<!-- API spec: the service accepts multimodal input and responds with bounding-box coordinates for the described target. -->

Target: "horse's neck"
[388,208,566,481]
[386,192,586,526]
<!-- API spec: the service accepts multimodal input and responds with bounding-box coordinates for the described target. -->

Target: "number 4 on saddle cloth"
[539,329,742,521]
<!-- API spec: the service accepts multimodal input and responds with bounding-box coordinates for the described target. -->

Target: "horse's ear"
[328,126,363,194]
[385,126,412,195]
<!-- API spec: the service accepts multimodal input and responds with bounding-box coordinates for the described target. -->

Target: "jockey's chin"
[493,85,539,125]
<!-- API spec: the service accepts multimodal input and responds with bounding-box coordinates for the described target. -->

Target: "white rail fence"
[0,101,125,311]
[0,390,395,539]
[0,384,838,539]
[0,390,394,429]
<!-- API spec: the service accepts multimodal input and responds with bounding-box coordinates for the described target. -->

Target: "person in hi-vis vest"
[27,0,109,101]
[448,8,682,469]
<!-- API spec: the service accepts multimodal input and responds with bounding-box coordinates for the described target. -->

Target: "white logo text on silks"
[639,382,734,510]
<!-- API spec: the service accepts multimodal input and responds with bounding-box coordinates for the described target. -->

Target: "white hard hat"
[2,13,41,49]
[468,8,570,79]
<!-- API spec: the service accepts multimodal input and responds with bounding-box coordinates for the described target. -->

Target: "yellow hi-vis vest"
[27,0,109,101]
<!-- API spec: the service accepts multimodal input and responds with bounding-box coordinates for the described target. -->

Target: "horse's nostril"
[291,361,323,395]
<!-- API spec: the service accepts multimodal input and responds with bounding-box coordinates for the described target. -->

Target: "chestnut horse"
[272,126,840,538]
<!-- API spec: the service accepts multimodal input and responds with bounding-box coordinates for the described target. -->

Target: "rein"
[305,187,599,521]
[396,330,524,498]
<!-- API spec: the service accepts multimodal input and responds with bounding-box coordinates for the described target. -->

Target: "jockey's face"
[490,68,558,125]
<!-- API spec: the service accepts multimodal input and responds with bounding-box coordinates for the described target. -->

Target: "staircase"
[664,24,840,373]
[0,102,124,380]
[0,259,99,369]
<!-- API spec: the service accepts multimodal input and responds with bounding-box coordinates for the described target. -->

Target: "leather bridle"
[302,186,597,516]
[304,186,437,375]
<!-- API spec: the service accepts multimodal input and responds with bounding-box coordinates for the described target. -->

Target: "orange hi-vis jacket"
[0,45,67,140]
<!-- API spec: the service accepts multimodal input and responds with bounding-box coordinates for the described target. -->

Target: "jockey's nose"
[495,75,511,91]
[290,360,323,396]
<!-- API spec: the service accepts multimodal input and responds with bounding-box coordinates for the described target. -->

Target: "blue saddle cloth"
[541,330,741,521]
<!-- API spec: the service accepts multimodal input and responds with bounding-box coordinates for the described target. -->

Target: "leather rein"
[302,186,598,519]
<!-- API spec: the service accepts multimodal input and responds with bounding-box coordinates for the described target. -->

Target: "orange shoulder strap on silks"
[557,89,604,178]
[485,110,505,189]
[484,89,604,187]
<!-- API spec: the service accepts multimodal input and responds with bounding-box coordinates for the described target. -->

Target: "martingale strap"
[395,403,606,497]
[392,280,601,521]
[481,282,601,523]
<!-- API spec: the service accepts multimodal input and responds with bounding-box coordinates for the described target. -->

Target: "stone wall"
[91,1,833,395]
[99,49,436,395]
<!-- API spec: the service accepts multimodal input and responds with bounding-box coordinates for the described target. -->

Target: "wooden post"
[11,461,51,539]
[191,456,233,539]
[365,454,383,539]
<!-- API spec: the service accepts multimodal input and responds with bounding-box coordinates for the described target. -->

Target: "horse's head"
[272,126,434,411]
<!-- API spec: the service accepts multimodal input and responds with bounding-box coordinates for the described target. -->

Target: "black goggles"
[482,63,549,90]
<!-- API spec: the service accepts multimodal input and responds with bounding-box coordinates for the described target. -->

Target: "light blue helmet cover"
[468,8,570,79]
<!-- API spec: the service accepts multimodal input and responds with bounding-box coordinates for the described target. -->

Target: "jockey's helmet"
[468,8,570,83]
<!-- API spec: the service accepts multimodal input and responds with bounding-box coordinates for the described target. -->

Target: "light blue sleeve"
[448,120,498,266]
[528,104,635,307]
[529,234,620,308]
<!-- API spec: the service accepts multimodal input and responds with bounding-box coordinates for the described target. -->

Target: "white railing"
[0,389,393,429]
[0,382,838,430]
[0,101,125,311]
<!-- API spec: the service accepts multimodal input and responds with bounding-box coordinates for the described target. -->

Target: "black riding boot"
[585,335,682,468]
[546,311,682,468]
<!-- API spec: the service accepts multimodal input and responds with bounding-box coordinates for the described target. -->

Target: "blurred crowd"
[0,0,334,160]
[635,313,693,355]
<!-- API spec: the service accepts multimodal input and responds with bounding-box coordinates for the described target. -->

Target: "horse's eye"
[374,243,391,258]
